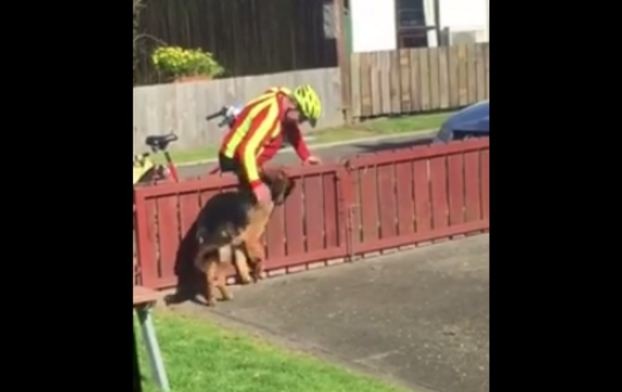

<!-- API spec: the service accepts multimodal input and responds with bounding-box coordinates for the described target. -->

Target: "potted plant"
[151,46,225,83]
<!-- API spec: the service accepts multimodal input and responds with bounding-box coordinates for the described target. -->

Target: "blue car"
[435,100,489,143]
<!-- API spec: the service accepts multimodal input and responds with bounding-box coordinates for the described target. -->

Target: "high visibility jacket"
[219,87,310,186]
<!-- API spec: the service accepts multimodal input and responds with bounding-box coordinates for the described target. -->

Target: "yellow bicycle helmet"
[293,84,322,127]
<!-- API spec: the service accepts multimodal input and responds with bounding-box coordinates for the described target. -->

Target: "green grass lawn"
[135,310,410,392]
[151,111,453,165]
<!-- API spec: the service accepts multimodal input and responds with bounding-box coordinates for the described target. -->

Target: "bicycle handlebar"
[206,105,241,128]
[206,107,227,121]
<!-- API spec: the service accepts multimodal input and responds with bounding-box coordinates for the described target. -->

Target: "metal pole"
[138,306,170,392]
[334,0,352,123]
[434,0,442,46]
[133,329,142,392]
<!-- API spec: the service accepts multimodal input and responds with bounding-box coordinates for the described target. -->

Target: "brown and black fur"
[194,169,295,306]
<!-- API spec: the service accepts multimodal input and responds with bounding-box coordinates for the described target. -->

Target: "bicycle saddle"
[145,133,178,151]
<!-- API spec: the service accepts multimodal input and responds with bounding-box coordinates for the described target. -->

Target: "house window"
[397,0,425,28]
[396,0,431,48]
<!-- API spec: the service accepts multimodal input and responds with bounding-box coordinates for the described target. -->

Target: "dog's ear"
[260,169,280,187]
[281,176,295,202]
[271,171,294,206]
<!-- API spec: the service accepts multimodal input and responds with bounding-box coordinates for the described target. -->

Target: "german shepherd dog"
[194,169,295,306]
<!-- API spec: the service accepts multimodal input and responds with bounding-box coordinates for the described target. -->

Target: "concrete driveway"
[172,234,489,392]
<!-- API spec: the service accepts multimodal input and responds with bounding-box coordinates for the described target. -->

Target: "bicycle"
[133,132,182,274]
[133,133,181,185]
[132,103,241,185]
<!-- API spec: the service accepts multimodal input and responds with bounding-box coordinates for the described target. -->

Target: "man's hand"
[305,155,321,165]
[252,182,272,203]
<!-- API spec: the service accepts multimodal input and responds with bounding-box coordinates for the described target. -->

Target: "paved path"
[172,235,489,392]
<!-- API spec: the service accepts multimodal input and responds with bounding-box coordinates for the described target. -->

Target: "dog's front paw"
[252,271,264,283]
[206,298,217,307]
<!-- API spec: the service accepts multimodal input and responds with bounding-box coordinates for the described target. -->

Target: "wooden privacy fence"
[350,43,489,119]
[133,67,342,153]
[134,138,489,290]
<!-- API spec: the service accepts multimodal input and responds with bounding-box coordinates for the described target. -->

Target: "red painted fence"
[345,138,489,255]
[134,138,489,290]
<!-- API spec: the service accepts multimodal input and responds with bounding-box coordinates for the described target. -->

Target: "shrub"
[152,46,225,80]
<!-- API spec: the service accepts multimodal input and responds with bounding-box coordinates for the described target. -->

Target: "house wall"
[349,0,489,51]
[350,0,397,52]
[439,0,489,42]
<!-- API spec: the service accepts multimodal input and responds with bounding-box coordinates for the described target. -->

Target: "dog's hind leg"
[219,244,251,284]
[233,246,252,284]
[203,257,219,307]
[215,262,233,301]
[244,237,266,282]
[241,204,272,282]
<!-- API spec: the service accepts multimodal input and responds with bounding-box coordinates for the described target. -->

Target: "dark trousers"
[219,153,263,196]
[219,153,275,194]
[219,153,246,183]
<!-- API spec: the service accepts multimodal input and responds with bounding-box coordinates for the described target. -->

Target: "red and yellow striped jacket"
[219,87,311,187]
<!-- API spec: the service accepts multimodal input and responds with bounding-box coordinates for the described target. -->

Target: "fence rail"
[134,138,489,290]
[350,43,489,119]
